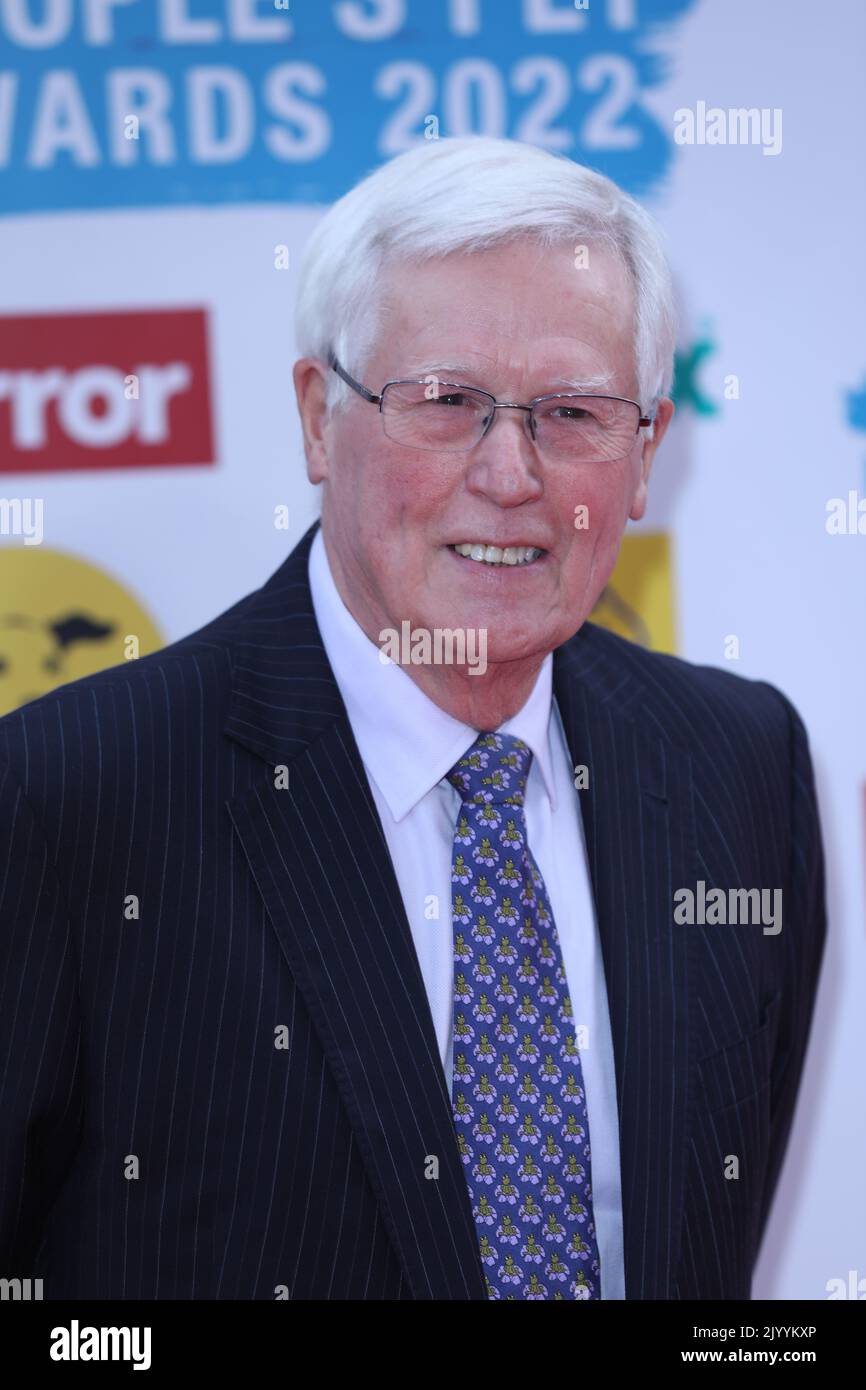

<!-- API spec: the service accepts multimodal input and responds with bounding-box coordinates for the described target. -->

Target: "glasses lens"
[381,381,490,452]
[533,396,640,461]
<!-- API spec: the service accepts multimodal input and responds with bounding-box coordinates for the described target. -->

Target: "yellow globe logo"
[0,548,163,716]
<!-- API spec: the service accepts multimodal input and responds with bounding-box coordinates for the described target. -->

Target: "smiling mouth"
[448,542,546,567]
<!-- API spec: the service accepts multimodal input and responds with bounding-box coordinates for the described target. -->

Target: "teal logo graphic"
[671,330,719,416]
[845,377,866,433]
[844,374,866,488]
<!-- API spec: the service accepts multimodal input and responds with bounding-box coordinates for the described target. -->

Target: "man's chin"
[480,630,559,668]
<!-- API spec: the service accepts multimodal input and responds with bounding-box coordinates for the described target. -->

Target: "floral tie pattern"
[446,731,601,1300]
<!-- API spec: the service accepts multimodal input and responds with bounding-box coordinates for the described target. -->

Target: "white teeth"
[452,542,544,566]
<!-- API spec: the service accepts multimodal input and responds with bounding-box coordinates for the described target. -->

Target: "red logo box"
[0,308,215,473]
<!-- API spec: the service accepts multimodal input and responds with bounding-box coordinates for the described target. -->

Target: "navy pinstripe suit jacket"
[0,520,826,1300]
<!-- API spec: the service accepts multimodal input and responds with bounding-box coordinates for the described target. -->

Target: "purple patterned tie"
[447,731,601,1300]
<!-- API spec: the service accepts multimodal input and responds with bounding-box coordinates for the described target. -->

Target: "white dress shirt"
[308,526,625,1298]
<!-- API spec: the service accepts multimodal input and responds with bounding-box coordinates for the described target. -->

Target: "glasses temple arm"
[328,353,381,405]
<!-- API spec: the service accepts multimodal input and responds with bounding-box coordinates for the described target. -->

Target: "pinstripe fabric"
[0,520,826,1299]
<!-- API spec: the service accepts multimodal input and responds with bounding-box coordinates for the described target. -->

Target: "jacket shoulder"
[571,621,803,749]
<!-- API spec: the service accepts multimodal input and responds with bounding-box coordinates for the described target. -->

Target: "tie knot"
[447,731,533,808]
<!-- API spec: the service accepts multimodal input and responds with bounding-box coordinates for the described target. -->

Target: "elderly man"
[0,137,825,1301]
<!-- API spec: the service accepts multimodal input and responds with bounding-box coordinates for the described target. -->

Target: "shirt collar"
[308,526,559,822]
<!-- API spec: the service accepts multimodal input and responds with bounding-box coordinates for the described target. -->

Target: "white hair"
[294,136,676,427]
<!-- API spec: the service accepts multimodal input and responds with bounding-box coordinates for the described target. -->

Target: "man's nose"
[464,408,543,500]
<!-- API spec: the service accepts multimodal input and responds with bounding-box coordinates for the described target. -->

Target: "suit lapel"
[224,523,487,1300]
[554,635,697,1299]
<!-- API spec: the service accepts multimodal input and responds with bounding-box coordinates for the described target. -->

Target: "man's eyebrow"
[548,372,616,393]
[399,363,616,394]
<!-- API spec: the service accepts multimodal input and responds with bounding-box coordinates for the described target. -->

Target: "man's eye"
[552,405,592,421]
[432,393,470,407]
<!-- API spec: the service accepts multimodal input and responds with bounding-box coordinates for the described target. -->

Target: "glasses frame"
[328,353,653,456]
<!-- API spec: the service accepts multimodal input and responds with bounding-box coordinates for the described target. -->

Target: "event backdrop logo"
[672,330,719,417]
[591,531,676,653]
[0,0,699,214]
[845,372,866,486]
[0,547,163,714]
[0,308,215,471]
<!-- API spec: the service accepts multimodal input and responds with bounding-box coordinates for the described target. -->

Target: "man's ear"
[629,396,675,521]
[292,358,332,484]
